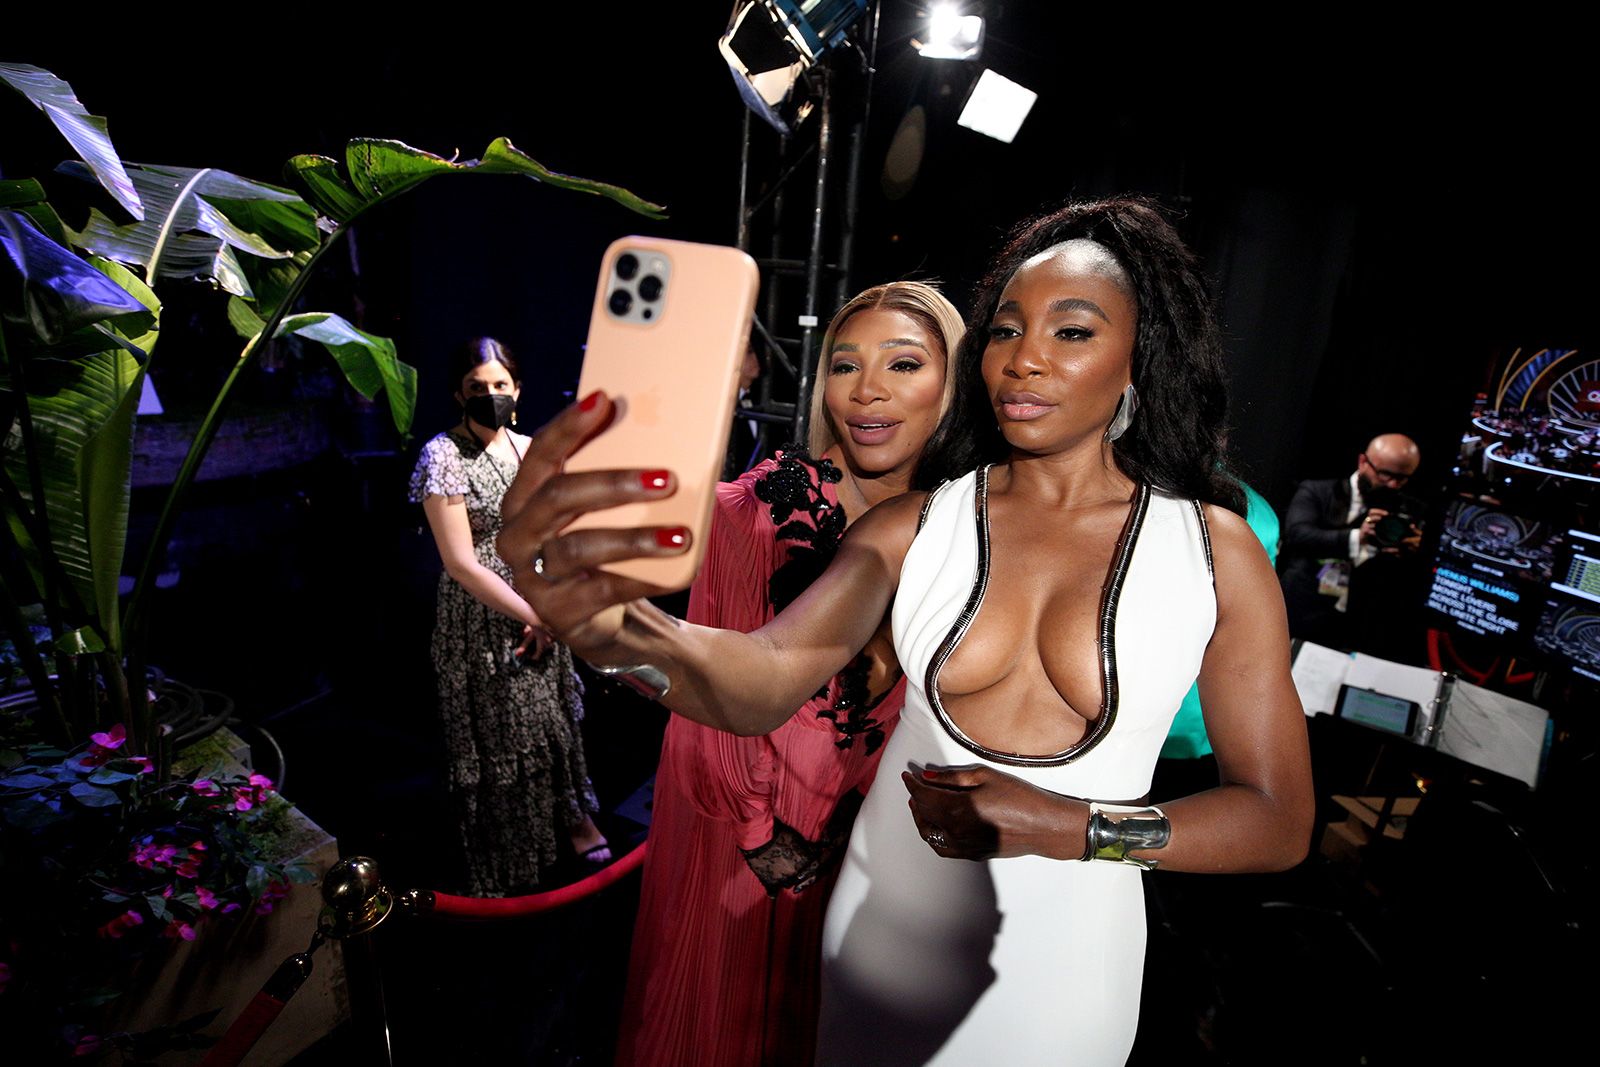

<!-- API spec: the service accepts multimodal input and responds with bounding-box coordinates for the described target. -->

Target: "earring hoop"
[1105,383,1138,442]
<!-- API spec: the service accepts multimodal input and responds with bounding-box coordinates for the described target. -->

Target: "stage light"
[957,68,1037,143]
[719,0,869,135]
[913,3,984,61]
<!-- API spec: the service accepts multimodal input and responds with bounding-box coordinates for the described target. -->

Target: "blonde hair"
[806,280,965,459]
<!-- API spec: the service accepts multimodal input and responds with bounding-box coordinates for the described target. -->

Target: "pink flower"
[248,773,274,791]
[163,920,197,941]
[72,1033,103,1057]
[233,791,254,812]
[191,779,221,797]
[176,859,202,879]
[131,842,178,869]
[196,887,218,911]
[190,840,208,851]
[97,909,144,939]
[89,723,126,751]
[128,755,155,775]
[79,722,129,768]
[254,879,289,915]
[221,902,242,915]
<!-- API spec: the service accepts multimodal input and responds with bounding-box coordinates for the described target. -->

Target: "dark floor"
[136,455,1589,1066]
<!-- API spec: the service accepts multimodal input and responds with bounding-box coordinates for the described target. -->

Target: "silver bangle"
[1082,803,1171,871]
[592,662,671,701]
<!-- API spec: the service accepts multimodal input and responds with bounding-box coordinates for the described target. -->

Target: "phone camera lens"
[608,289,633,316]
[616,253,640,281]
[639,275,664,302]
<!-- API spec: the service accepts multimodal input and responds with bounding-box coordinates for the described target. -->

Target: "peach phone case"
[564,236,760,590]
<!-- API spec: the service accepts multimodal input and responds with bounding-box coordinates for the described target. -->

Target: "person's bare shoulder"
[1202,502,1285,625]
[841,491,931,570]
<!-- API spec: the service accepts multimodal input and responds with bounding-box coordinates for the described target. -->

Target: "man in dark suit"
[1280,433,1422,649]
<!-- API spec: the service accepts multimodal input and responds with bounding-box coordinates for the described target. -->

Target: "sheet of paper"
[1437,681,1548,788]
[1291,641,1352,716]
[1345,654,1442,708]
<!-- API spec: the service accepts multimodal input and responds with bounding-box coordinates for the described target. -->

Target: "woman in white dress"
[500,199,1313,1065]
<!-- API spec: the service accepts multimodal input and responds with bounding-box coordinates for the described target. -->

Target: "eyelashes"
[828,358,926,375]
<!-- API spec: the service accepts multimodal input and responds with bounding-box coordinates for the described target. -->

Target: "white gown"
[817,467,1217,1066]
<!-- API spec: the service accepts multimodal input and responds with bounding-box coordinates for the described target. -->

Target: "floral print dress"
[409,431,600,895]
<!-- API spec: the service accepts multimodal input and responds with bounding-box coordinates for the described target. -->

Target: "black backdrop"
[10,10,1593,508]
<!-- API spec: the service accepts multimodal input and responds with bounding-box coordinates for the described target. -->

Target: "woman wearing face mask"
[500,201,1313,1065]
[408,336,608,895]
[616,283,963,1067]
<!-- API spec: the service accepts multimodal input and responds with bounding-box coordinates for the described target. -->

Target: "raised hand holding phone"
[559,237,760,590]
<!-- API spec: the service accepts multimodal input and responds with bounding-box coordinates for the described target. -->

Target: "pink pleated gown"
[616,454,905,1067]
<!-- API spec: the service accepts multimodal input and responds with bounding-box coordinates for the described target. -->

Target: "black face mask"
[463,393,516,429]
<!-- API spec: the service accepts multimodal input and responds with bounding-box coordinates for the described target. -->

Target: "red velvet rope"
[200,992,286,1067]
[424,841,647,919]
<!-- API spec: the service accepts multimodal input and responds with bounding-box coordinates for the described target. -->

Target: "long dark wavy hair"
[915,197,1245,516]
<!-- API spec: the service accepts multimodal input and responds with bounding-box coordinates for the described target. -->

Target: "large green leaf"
[283,156,365,223]
[0,64,143,220]
[475,137,667,219]
[277,313,416,434]
[0,181,69,248]
[287,138,666,223]
[0,179,48,208]
[236,250,312,323]
[1,210,147,345]
[1,256,154,646]
[66,164,316,295]
[1,346,142,644]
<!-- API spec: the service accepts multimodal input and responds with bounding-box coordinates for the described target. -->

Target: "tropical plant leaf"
[0,64,143,220]
[86,256,160,356]
[80,358,142,649]
[1,210,147,345]
[226,296,265,339]
[68,781,120,807]
[235,250,311,323]
[289,138,666,223]
[0,178,48,208]
[344,139,459,200]
[283,155,366,223]
[277,313,416,434]
[201,195,320,255]
[65,163,311,295]
[476,137,668,219]
[57,626,106,654]
[1,346,142,643]
[1,772,54,789]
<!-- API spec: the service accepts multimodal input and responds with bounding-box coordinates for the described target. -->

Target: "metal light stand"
[735,1,879,452]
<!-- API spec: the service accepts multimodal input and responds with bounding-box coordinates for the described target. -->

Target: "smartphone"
[563,236,760,590]
[1334,684,1420,738]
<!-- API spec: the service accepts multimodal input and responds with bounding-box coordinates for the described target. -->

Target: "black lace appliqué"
[740,792,863,897]
[753,450,886,753]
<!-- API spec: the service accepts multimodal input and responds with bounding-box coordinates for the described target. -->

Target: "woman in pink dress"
[615,282,964,1067]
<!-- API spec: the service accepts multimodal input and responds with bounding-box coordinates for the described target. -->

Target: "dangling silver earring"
[1105,383,1138,442]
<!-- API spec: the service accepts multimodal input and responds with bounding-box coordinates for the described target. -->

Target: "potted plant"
[0,64,663,1059]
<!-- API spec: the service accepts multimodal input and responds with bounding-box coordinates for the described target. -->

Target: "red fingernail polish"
[923,769,939,779]
[579,390,602,411]
[640,470,670,491]
[656,527,689,549]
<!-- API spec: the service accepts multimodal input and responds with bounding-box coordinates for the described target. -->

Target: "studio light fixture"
[912,3,985,61]
[957,68,1037,144]
[719,0,869,135]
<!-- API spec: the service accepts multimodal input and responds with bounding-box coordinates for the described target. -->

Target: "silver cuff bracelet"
[592,662,671,701]
[1082,803,1171,871]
